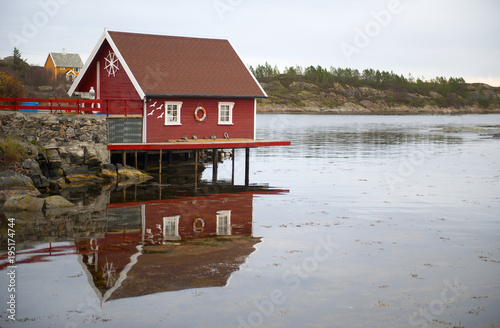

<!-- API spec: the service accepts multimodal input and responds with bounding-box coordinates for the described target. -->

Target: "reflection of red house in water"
[110,191,257,243]
[75,191,284,303]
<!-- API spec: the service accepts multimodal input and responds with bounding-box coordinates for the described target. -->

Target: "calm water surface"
[1,114,500,328]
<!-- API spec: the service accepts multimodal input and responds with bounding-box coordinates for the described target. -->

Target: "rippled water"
[1,114,500,328]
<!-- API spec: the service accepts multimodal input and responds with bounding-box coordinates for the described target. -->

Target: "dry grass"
[0,136,26,171]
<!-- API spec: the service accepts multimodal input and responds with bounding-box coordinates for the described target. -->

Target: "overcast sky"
[1,0,499,86]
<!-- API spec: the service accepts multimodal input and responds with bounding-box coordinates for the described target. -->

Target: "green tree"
[12,48,29,72]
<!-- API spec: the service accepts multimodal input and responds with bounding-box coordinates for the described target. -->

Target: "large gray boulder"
[116,164,153,182]
[84,145,107,168]
[58,146,85,166]
[45,195,74,209]
[1,194,74,212]
[0,170,41,201]
[2,194,45,211]
[100,164,118,180]
[45,148,62,168]
[22,158,50,189]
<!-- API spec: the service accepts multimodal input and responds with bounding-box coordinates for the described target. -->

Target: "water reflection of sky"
[256,114,467,161]
[1,114,500,327]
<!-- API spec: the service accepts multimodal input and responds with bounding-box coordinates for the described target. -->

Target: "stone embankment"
[0,111,151,207]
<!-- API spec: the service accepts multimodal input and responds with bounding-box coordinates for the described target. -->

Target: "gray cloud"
[0,0,498,85]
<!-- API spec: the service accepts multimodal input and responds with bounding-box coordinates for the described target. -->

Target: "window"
[218,102,234,125]
[216,210,231,235]
[165,101,182,125]
[163,215,181,241]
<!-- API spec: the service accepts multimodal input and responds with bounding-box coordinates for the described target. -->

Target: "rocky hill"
[250,65,500,114]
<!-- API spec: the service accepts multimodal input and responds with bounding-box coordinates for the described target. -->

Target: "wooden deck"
[109,139,290,186]
[108,139,290,151]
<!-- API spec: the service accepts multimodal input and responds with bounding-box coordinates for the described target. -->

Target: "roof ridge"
[107,30,229,41]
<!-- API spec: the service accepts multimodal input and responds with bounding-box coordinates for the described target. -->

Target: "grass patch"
[0,137,26,168]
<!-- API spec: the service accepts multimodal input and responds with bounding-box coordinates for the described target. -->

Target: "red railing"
[0,97,144,117]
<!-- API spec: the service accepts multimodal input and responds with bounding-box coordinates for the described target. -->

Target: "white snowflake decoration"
[104,51,119,77]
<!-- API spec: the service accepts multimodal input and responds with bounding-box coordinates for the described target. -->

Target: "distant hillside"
[1,48,70,99]
[250,64,500,114]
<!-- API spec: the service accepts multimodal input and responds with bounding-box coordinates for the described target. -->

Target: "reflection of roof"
[77,190,269,302]
[49,52,83,68]
[107,236,261,300]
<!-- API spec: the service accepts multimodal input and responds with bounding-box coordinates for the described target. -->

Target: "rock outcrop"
[116,164,153,183]
[44,195,75,209]
[0,170,41,201]
[0,111,152,209]
[1,194,75,212]
[2,194,45,211]
[257,81,500,114]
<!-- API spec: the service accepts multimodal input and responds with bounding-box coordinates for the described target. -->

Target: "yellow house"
[44,49,83,82]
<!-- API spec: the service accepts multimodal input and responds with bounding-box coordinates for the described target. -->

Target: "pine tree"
[12,47,29,72]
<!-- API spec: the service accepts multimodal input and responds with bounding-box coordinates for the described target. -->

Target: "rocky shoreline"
[257,103,500,115]
[258,80,500,114]
[0,111,151,210]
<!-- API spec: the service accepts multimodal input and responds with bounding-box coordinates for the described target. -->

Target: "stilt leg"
[245,148,250,186]
[194,149,199,191]
[231,148,235,185]
[212,148,218,182]
[159,149,162,185]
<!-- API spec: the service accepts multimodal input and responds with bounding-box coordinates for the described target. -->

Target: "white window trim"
[165,101,183,126]
[216,210,232,235]
[163,215,181,241]
[218,102,234,125]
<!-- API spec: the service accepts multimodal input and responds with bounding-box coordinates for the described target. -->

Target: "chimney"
[62,48,66,55]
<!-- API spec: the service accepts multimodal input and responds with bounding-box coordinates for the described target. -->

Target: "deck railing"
[0,97,144,117]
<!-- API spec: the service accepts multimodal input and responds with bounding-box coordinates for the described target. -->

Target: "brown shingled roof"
[107,31,266,98]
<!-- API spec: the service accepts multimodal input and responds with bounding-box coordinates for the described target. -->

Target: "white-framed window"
[216,210,231,235]
[165,101,182,125]
[163,215,181,241]
[218,102,234,125]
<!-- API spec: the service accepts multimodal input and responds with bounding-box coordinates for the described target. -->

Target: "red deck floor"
[108,139,290,151]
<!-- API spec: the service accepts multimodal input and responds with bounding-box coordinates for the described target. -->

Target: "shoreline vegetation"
[250,63,500,114]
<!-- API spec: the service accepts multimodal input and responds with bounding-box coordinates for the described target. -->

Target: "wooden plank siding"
[146,97,255,142]
[75,40,141,102]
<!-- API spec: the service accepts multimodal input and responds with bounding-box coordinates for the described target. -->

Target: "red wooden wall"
[146,97,255,142]
[74,40,141,101]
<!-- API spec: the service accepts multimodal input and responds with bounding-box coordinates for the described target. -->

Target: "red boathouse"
[69,29,271,142]
[68,30,289,183]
